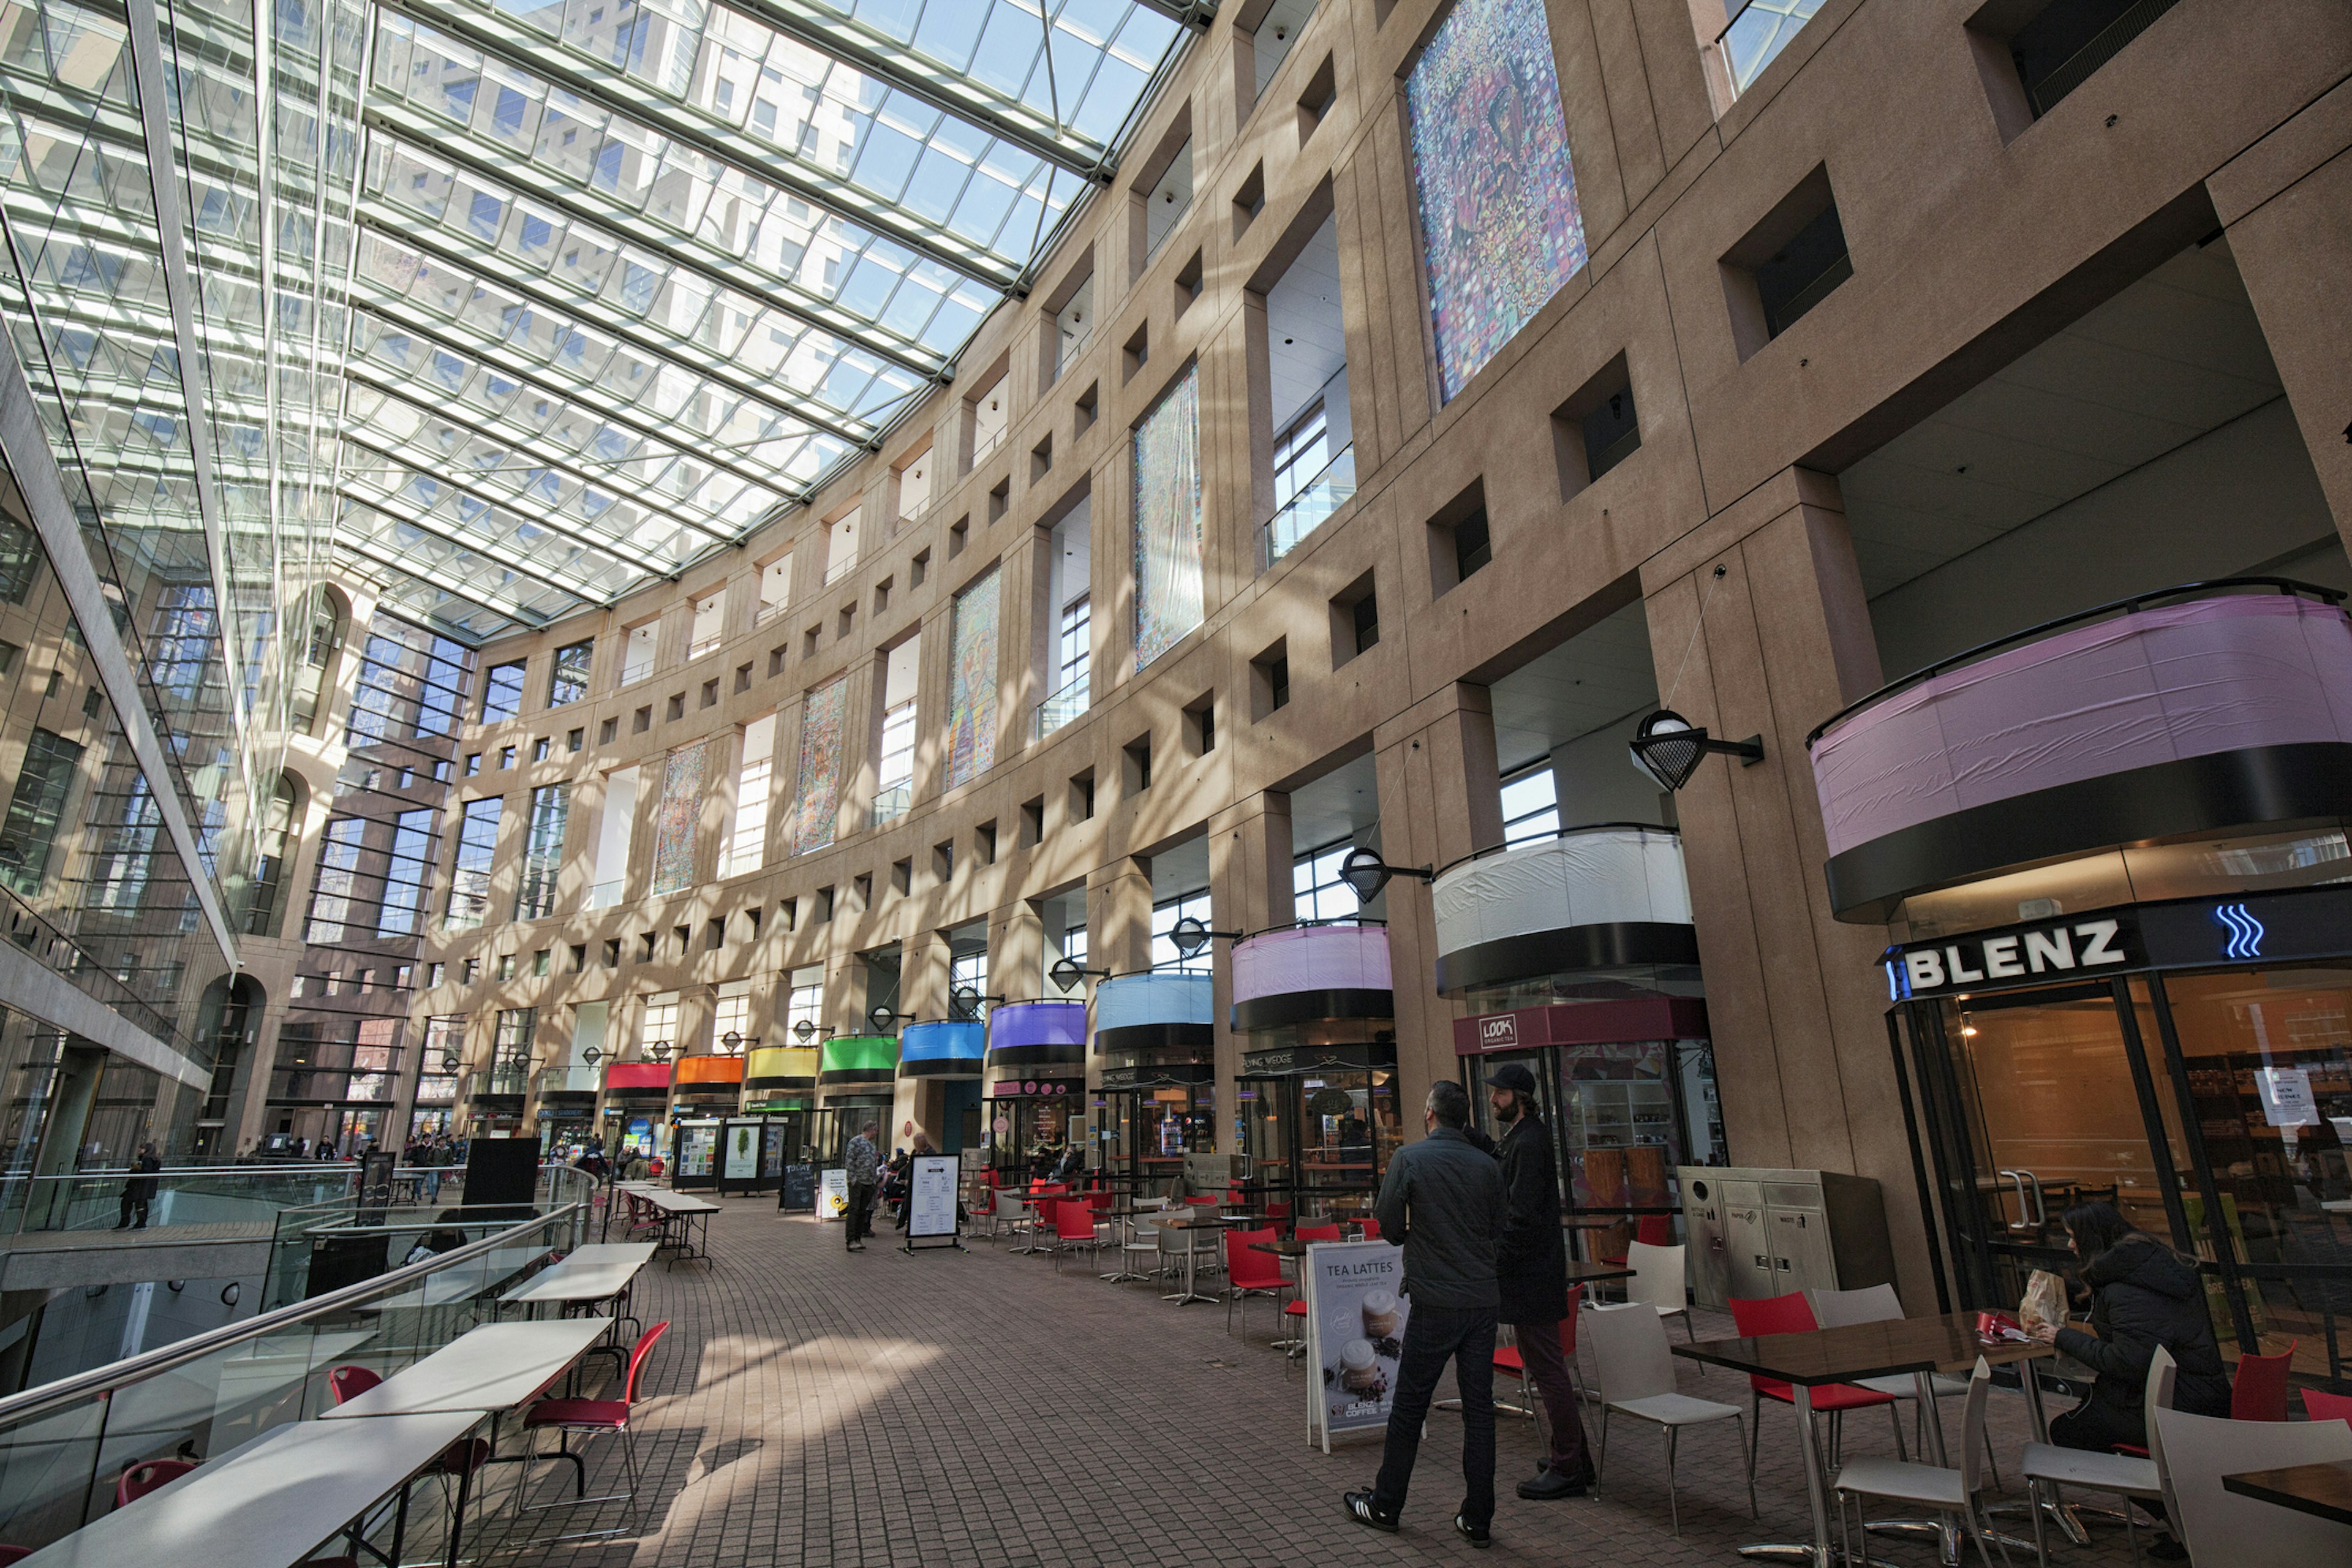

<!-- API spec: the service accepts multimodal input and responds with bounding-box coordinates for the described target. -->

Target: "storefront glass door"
[1902,968,2352,1383]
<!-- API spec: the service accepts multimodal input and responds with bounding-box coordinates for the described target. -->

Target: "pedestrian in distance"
[116,1142,162,1230]
[844,1121,881,1251]
[1345,1080,1509,1548]
[1478,1063,1595,1501]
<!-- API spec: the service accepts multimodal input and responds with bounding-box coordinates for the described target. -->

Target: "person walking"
[1479,1063,1594,1501]
[115,1142,161,1230]
[843,1121,881,1251]
[1345,1081,1509,1548]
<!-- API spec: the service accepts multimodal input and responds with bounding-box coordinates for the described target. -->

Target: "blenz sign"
[1886,913,2141,1001]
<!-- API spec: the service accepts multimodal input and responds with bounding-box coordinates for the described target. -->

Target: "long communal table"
[619,1185,719,1263]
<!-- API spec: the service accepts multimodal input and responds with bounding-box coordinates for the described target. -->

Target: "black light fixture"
[950,986,1005,1020]
[1167,914,1242,959]
[791,1018,837,1043]
[720,1030,744,1055]
[1048,956,1108,992]
[440,1052,462,1075]
[1627,708,1764,792]
[867,1005,914,1033]
[581,1044,602,1068]
[1337,846,1434,905]
[646,1039,673,1063]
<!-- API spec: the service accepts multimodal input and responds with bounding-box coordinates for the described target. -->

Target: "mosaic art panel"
[1406,0,1589,402]
[946,565,1001,788]
[791,675,849,854]
[650,739,710,894]
[1132,364,1203,671]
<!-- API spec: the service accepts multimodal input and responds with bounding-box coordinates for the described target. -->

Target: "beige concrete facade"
[388,0,2352,1306]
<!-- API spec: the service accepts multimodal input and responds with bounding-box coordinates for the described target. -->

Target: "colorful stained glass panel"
[946,565,1001,788]
[650,739,712,894]
[1406,0,1589,402]
[1132,364,1204,671]
[791,676,849,854]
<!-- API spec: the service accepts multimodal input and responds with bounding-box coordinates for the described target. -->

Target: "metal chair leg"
[1740,1414,1757,1518]
[1594,1406,1611,1499]
[1665,1424,1681,1537]
[2029,1479,2051,1568]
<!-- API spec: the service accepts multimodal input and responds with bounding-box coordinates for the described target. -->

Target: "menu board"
[907,1155,960,1238]
[1300,1240,1410,1452]
[818,1167,848,1220]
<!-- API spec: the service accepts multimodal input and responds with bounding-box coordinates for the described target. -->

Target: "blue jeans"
[1371,1302,1498,1527]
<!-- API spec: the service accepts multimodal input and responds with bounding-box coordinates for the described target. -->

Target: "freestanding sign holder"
[902,1155,965,1253]
[1298,1240,1410,1453]
[818,1167,849,1220]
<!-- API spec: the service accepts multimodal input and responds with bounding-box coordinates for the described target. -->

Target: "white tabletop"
[322,1319,616,1419]
[21,1411,483,1567]
[357,1245,548,1313]
[499,1243,656,1304]
[636,1188,720,1214]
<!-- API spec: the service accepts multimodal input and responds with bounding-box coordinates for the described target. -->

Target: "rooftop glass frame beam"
[353,205,878,454]
[342,302,795,499]
[726,0,1117,181]
[360,103,947,380]
[336,479,630,607]
[336,520,572,628]
[368,0,1021,293]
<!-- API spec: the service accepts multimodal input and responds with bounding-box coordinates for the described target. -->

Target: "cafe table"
[1152,1208,1234,1305]
[2222,1460,2352,1526]
[633,1186,720,1262]
[1674,1311,2055,1567]
[1564,1259,1637,1289]
[499,1242,657,1319]
[18,1410,485,1568]
[1095,1207,1167,1283]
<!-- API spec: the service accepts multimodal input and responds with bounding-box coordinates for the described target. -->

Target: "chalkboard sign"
[778,1161,816,1212]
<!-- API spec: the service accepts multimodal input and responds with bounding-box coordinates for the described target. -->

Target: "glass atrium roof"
[349,0,1194,637]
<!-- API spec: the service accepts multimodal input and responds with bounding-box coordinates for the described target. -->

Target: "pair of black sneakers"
[1343,1491,1489,1548]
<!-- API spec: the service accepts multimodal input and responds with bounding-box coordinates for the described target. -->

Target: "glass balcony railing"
[1034,673,1088,740]
[1264,445,1357,566]
[0,1164,362,1238]
[585,876,624,909]
[0,1190,587,1557]
[1719,0,1824,97]
[871,780,912,825]
[467,1066,531,1098]
[536,1065,603,1096]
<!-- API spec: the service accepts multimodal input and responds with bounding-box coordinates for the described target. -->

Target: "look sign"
[1887,914,2138,1000]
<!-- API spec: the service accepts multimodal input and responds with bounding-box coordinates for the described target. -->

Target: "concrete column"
[903,929,951,1023]
[27,1042,105,1228]
[1373,685,1506,1118]
[822,950,870,1038]
[991,901,1045,1003]
[1210,792,1293,1150]
[1637,469,1940,1308]
[1087,856,1153,974]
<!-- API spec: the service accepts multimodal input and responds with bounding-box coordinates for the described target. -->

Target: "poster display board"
[1299,1240,1410,1452]
[818,1167,849,1220]
[903,1155,963,1251]
[672,1120,721,1189]
[720,1121,762,1191]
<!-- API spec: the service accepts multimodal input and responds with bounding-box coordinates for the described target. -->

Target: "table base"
[1860,1516,2037,1565]
[1735,1544,1900,1567]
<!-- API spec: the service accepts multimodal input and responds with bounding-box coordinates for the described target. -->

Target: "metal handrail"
[0,1196,584,1431]
[1804,577,2345,747]
[1238,915,1389,941]
[1433,820,1679,880]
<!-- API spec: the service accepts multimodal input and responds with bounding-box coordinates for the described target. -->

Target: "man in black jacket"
[1483,1063,1594,1500]
[1345,1080,1509,1548]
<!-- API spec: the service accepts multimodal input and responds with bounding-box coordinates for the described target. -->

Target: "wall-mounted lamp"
[792,1019,838,1044]
[1338,847,1434,905]
[1167,915,1243,959]
[950,986,1005,1021]
[1627,707,1764,793]
[1048,957,1109,992]
[866,1005,915,1033]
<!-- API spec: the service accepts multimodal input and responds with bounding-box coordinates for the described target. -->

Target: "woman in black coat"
[2027,1200,2231,1452]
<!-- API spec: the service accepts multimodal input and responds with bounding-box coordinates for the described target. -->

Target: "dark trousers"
[1373,1303,1498,1528]
[1511,1318,1591,1474]
[845,1182,876,1245]
[116,1193,149,1229]
[2051,1397,2168,1520]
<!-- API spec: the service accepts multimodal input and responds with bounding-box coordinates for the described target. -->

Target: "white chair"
[1626,1240,1695,1346]
[995,1191,1035,1250]
[2020,1345,2174,1566]
[1121,1201,1168,1285]
[1830,1357,2005,1568]
[2154,1401,2352,1562]
[1812,1284,1987,1477]
[1582,1301,1754,1534]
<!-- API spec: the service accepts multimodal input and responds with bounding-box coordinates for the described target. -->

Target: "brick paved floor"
[462,1202,2151,1567]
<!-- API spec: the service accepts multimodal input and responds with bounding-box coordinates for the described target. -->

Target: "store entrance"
[1900,969,2352,1383]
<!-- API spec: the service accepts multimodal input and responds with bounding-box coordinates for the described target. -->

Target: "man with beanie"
[1483,1062,1595,1500]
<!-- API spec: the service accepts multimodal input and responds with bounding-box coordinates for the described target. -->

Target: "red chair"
[522,1322,670,1516]
[1357,1216,1381,1240]
[115,1458,194,1507]
[1494,1286,1585,1427]
[1183,1196,1219,1208]
[1223,1226,1292,1341]
[1084,1190,1114,1215]
[2302,1387,2352,1428]
[2228,1341,2296,1421]
[1295,1224,1344,1243]
[1727,1292,1905,1488]
[1047,1201,1104,1274]
[330,1366,494,1556]
[1635,1215,1673,1247]
[0,1548,32,1563]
